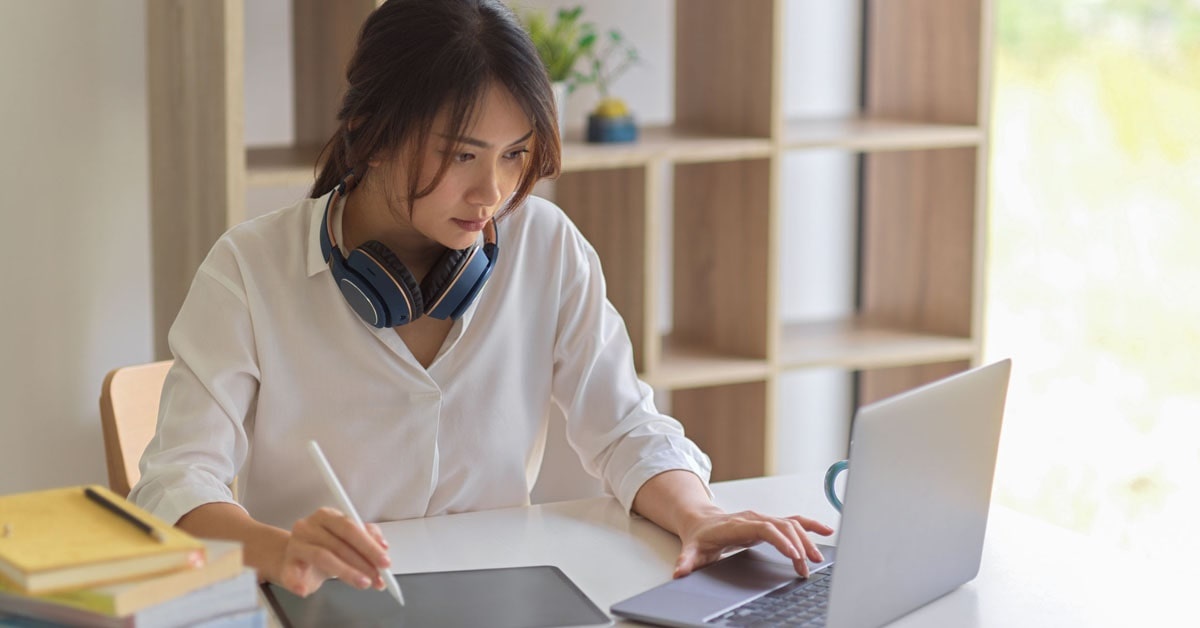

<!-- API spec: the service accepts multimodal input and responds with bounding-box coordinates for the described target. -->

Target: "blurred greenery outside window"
[987,0,1200,570]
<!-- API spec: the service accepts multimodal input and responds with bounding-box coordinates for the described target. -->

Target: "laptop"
[611,359,1011,628]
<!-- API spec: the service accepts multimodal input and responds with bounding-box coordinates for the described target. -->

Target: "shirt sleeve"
[549,230,713,514]
[127,240,260,525]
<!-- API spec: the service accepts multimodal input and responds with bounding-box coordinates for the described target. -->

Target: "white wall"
[0,1,152,494]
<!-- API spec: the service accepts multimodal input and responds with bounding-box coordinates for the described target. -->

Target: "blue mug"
[823,460,849,512]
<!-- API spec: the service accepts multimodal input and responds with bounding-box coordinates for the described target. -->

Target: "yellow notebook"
[0,485,206,594]
[0,539,242,617]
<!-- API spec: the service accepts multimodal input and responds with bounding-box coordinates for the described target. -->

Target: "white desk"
[368,475,1193,627]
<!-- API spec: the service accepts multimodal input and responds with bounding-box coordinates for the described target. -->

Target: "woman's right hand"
[275,507,391,597]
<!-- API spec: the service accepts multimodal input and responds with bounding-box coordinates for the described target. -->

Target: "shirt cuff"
[131,469,245,526]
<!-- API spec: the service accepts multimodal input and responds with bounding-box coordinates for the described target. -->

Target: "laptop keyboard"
[707,569,833,628]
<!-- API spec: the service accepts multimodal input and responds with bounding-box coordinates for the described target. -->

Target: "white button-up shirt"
[129,192,711,529]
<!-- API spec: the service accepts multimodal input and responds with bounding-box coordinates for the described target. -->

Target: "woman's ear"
[368,143,405,170]
[346,116,377,165]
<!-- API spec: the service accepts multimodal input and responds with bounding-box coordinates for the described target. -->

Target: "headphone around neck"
[318,174,499,327]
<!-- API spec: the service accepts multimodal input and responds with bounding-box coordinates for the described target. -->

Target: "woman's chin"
[441,234,479,251]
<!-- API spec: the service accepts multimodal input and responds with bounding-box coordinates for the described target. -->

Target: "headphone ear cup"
[349,240,424,325]
[420,247,471,310]
[328,251,389,328]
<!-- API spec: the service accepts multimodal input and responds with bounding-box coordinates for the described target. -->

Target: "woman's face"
[383,83,533,251]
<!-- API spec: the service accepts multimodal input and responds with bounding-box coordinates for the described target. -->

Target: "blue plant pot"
[586,114,638,143]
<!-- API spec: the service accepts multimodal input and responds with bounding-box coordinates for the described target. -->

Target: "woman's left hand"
[673,508,834,579]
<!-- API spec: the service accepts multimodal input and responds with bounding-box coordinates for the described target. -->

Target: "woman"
[130,0,831,597]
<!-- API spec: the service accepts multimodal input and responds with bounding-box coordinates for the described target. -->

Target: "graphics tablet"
[263,565,612,628]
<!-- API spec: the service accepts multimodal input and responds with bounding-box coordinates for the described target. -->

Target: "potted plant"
[576,28,641,143]
[521,7,596,135]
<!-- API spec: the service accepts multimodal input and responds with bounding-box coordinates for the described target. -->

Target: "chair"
[99,360,173,497]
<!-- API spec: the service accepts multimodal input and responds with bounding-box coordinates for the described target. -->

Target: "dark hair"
[309,0,561,219]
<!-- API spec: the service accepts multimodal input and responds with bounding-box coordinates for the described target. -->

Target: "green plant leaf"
[558,6,582,23]
[521,6,600,82]
[526,9,641,101]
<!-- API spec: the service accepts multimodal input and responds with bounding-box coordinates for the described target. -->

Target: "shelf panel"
[246,125,774,187]
[641,335,771,391]
[561,125,772,172]
[247,144,324,188]
[780,317,975,371]
[672,380,769,481]
[783,117,983,152]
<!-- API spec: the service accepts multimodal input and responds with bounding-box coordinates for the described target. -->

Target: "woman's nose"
[466,163,503,207]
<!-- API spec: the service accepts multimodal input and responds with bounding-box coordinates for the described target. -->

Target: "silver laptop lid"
[826,359,1011,628]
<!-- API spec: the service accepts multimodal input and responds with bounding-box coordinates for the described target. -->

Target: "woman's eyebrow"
[440,130,533,149]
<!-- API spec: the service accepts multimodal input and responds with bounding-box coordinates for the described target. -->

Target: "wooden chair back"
[99,360,172,497]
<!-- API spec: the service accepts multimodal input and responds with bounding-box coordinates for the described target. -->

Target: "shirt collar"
[306,189,337,278]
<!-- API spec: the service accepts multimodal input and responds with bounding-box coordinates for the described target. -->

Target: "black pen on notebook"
[308,440,406,607]
[83,486,167,543]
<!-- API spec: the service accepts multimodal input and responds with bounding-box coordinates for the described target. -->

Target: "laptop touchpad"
[745,542,837,572]
[612,545,838,624]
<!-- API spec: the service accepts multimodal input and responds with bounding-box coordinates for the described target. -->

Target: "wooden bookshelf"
[646,336,773,391]
[245,144,324,188]
[779,318,975,371]
[782,117,983,152]
[147,0,993,483]
[245,126,777,187]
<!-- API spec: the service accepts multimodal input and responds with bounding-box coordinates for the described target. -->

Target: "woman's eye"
[504,148,530,160]
[455,152,475,163]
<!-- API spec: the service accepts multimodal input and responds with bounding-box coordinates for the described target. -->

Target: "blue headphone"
[319,174,499,327]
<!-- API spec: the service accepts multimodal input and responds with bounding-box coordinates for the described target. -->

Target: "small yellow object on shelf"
[592,97,629,118]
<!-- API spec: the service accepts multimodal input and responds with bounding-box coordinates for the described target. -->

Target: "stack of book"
[0,485,266,627]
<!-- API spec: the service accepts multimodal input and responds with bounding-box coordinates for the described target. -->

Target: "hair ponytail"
[311,126,352,198]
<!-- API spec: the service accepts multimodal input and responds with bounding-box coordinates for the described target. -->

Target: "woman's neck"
[340,184,444,280]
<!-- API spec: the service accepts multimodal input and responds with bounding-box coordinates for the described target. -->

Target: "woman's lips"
[452,218,487,232]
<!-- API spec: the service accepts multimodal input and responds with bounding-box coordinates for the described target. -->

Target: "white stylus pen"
[307,440,406,606]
